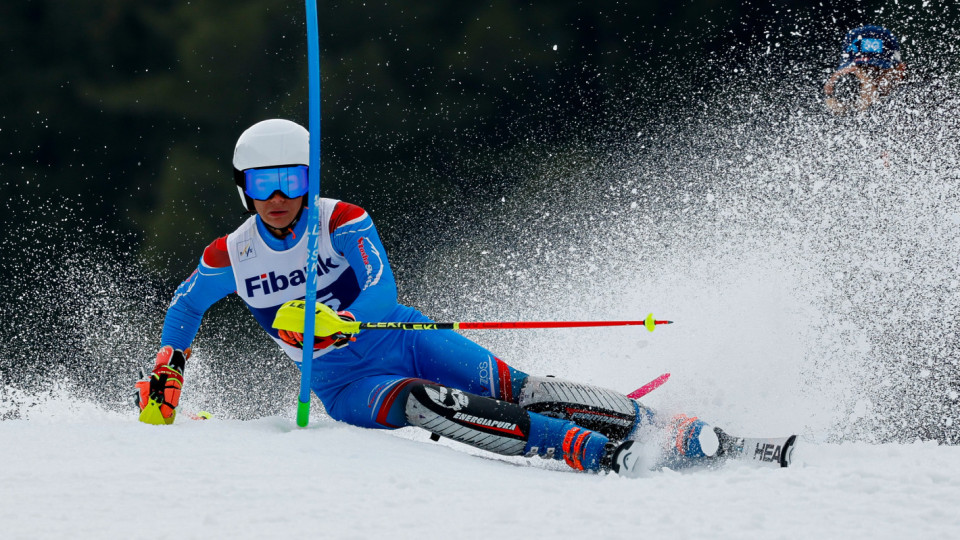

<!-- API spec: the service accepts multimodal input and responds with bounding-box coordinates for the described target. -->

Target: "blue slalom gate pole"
[298,0,321,427]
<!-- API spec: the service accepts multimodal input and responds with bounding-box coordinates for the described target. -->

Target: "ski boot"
[600,440,647,478]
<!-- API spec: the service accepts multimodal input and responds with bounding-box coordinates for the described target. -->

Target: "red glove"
[278,310,356,350]
[135,346,190,425]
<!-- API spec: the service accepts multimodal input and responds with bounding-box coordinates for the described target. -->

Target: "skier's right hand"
[135,346,189,425]
[278,310,356,350]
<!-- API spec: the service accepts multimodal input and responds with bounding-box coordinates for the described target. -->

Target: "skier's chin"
[266,215,292,229]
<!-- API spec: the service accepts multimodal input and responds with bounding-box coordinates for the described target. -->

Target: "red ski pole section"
[455,320,672,330]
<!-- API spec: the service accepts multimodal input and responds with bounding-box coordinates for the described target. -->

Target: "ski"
[626,377,796,468]
[717,430,796,468]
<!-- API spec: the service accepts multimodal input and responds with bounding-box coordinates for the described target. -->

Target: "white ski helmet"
[232,119,310,211]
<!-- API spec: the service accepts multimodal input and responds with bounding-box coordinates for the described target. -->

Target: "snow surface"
[1,399,960,539]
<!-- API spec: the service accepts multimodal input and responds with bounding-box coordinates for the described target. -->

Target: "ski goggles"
[243,165,309,200]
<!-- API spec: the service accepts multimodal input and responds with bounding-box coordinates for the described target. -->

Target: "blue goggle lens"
[243,165,309,200]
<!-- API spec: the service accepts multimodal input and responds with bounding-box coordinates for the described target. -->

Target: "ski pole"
[273,300,672,336]
[297,0,322,428]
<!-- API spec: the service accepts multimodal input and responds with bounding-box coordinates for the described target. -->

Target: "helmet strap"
[261,198,307,239]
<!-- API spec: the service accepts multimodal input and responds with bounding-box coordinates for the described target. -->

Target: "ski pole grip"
[273,300,361,335]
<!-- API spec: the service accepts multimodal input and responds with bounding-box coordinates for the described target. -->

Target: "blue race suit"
[160,199,613,470]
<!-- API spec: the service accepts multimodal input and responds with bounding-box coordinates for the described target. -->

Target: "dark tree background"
[2,0,953,286]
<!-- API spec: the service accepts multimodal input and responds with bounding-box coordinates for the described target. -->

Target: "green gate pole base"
[297,399,310,427]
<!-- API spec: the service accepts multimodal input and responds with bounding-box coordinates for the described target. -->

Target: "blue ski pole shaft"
[298,0,321,427]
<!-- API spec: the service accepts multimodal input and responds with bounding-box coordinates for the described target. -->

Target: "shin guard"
[404,382,530,456]
[518,376,645,441]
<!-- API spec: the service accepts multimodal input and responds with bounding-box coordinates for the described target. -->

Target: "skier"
[136,119,795,476]
[823,25,907,114]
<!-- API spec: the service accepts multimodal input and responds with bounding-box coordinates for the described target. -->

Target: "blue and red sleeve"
[328,202,399,322]
[160,236,237,350]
